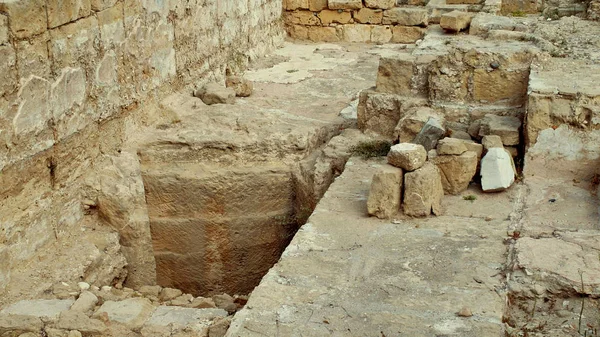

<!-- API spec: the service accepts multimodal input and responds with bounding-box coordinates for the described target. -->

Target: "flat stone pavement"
[227,158,528,337]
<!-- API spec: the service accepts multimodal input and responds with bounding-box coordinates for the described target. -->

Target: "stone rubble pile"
[0,282,246,337]
[368,118,517,218]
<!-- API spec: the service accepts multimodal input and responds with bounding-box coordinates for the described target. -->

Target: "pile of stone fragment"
[367,117,517,218]
[0,281,245,337]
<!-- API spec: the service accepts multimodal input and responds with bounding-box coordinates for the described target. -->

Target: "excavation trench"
[136,126,358,297]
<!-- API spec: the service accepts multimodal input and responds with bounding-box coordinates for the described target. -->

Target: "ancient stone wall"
[284,0,429,43]
[0,0,284,306]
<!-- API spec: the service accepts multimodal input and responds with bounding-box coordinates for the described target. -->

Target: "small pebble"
[490,61,500,69]
[77,282,90,291]
[458,307,473,317]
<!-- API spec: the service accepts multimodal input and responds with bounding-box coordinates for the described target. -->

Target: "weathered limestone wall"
[0,0,284,306]
[284,0,429,43]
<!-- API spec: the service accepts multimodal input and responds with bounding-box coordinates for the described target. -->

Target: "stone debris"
[412,117,446,151]
[387,143,427,171]
[194,82,236,105]
[432,151,478,195]
[458,307,473,317]
[225,75,253,97]
[0,281,242,337]
[481,135,503,151]
[367,164,403,219]
[477,114,522,146]
[394,107,443,143]
[462,141,483,159]
[436,137,467,155]
[403,162,444,217]
[480,148,515,192]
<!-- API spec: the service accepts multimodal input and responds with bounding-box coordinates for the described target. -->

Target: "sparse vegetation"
[463,195,477,201]
[511,10,527,17]
[351,140,392,159]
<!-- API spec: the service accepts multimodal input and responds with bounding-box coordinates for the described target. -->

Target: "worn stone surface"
[56,311,107,334]
[432,151,478,195]
[93,298,155,330]
[194,82,236,105]
[387,143,427,171]
[382,8,428,26]
[440,10,473,32]
[328,0,363,9]
[480,148,515,192]
[145,306,227,328]
[0,314,43,333]
[412,117,446,151]
[1,299,74,322]
[437,137,468,155]
[354,8,383,24]
[365,0,396,8]
[367,164,403,219]
[357,90,405,138]
[478,114,521,146]
[403,162,444,216]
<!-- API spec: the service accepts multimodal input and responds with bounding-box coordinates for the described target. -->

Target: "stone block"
[0,14,8,45]
[437,137,467,155]
[70,291,99,313]
[97,2,125,49]
[56,311,107,334]
[145,306,227,328]
[365,0,396,9]
[319,10,352,24]
[309,0,328,11]
[285,11,320,25]
[47,0,91,28]
[412,117,446,151]
[482,135,503,151]
[367,164,403,219]
[93,298,155,330]
[382,8,428,26]
[342,24,372,42]
[391,26,426,43]
[288,24,309,40]
[394,107,443,143]
[286,0,309,10]
[0,314,43,334]
[462,141,483,158]
[440,10,473,32]
[308,26,340,42]
[12,75,52,137]
[329,0,363,9]
[376,53,434,96]
[15,32,51,79]
[472,69,529,104]
[371,25,392,43]
[0,0,47,39]
[49,15,100,70]
[500,0,538,14]
[403,162,444,217]
[388,143,427,171]
[354,8,383,24]
[468,13,528,36]
[431,151,478,195]
[91,0,118,11]
[51,67,89,140]
[480,148,515,192]
[357,90,404,138]
[0,299,75,322]
[0,45,17,97]
[478,114,521,146]
[447,0,482,4]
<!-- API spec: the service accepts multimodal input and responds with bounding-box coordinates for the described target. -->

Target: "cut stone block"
[390,26,426,43]
[309,0,328,10]
[371,25,393,44]
[308,26,340,42]
[329,0,363,9]
[482,135,503,151]
[394,107,443,143]
[478,114,521,146]
[462,141,483,158]
[357,90,404,138]
[376,54,435,96]
[412,117,446,151]
[437,137,467,155]
[365,0,396,9]
[447,0,481,4]
[382,8,428,26]
[440,10,473,32]
[449,129,472,140]
[342,24,372,42]
[0,299,75,322]
[319,10,353,24]
[431,151,478,195]
[0,0,47,39]
[47,0,91,28]
[480,148,515,192]
[354,8,384,24]
[285,0,309,10]
[387,143,427,171]
[403,162,444,217]
[93,298,155,330]
[367,165,403,219]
